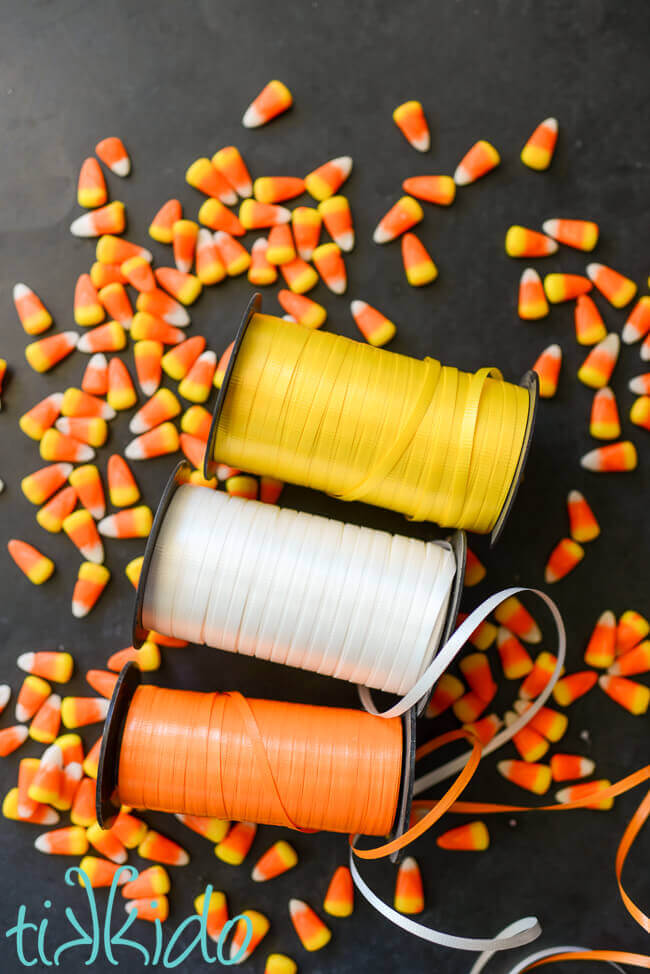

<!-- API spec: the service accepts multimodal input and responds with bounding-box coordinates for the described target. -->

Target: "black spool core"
[96,661,141,828]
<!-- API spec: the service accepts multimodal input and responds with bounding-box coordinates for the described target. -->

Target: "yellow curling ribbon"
[213,313,531,533]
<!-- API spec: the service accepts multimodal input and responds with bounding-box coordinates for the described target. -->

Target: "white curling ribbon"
[469,933,627,974]
[142,484,457,696]
[351,587,566,954]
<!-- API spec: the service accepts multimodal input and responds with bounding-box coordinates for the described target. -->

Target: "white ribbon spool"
[142,483,457,696]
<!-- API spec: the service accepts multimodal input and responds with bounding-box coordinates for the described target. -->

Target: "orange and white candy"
[609,640,650,677]
[161,335,205,381]
[393,100,430,152]
[437,821,489,851]
[21,463,72,506]
[98,282,133,326]
[289,900,330,952]
[122,256,156,293]
[584,610,616,668]
[350,300,395,347]
[77,158,107,209]
[129,388,180,435]
[621,296,650,344]
[454,140,500,185]
[401,232,437,286]
[599,674,649,716]
[13,283,53,336]
[138,829,189,866]
[25,332,78,373]
[155,267,202,305]
[373,195,422,243]
[590,387,620,439]
[77,321,126,354]
[172,220,198,274]
[61,696,110,729]
[278,291,326,329]
[149,198,182,244]
[137,289,190,327]
[248,238,277,286]
[505,226,557,258]
[134,339,163,396]
[69,464,105,519]
[542,218,598,252]
[518,268,548,320]
[616,610,649,653]
[81,354,108,396]
[280,256,318,294]
[98,506,153,539]
[186,158,237,205]
[72,563,110,618]
[402,175,455,205]
[319,195,354,251]
[62,510,104,563]
[574,294,606,345]
[212,145,253,198]
[40,429,94,464]
[56,416,107,448]
[266,224,296,265]
[520,118,558,171]
[587,262,637,308]
[312,243,346,294]
[125,422,180,460]
[96,235,151,265]
[198,198,244,236]
[630,395,650,430]
[394,856,424,914]
[239,199,291,230]
[544,538,584,583]
[550,754,595,782]
[19,392,63,441]
[304,156,353,201]
[36,486,78,533]
[567,490,600,543]
[254,176,304,204]
[577,333,619,388]
[629,373,650,396]
[291,206,322,260]
[494,595,541,643]
[61,387,115,419]
[95,137,130,176]
[581,441,637,473]
[107,455,140,508]
[532,343,562,398]
[496,627,533,680]
[130,312,184,345]
[242,80,292,128]
[107,357,137,411]
[8,540,54,585]
[90,261,126,288]
[544,273,592,303]
[497,759,551,795]
[553,670,598,706]
[178,350,217,402]
[213,232,251,276]
[70,201,125,238]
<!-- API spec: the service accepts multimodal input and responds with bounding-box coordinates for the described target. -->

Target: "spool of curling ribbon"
[99,463,568,953]
[204,295,538,542]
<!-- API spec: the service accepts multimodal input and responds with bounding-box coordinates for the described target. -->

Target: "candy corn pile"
[0,82,648,968]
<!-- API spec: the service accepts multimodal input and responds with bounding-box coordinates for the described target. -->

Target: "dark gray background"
[0,1,648,972]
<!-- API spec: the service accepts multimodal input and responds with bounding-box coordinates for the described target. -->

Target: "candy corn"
[61,696,109,728]
[544,273,592,303]
[265,955,297,974]
[19,392,64,441]
[305,156,353,201]
[599,674,649,715]
[225,474,257,500]
[252,840,298,882]
[617,611,649,653]
[213,230,251,276]
[77,158,107,208]
[87,822,127,864]
[8,540,55,585]
[586,263,637,308]
[555,779,613,811]
[130,312,184,345]
[544,538,584,583]
[574,294,606,346]
[550,754,595,783]
[180,433,207,468]
[393,100,430,151]
[497,760,551,794]
[35,826,89,856]
[63,509,103,563]
[195,228,227,285]
[27,747,62,804]
[517,268,548,320]
[71,201,126,237]
[319,195,354,251]
[149,199,182,244]
[73,274,104,327]
[96,137,130,176]
[453,691,488,724]
[212,146,253,198]
[459,653,497,702]
[496,627,533,679]
[402,175,455,205]
[125,422,180,460]
[40,428,94,463]
[130,389,180,435]
[171,219,198,274]
[0,685,9,716]
[56,417,107,448]
[90,261,127,288]
[532,343,562,398]
[504,712,550,762]
[72,563,110,618]
[55,733,84,766]
[125,897,169,923]
[373,196,422,243]
[138,829,189,866]
[248,237,278,285]
[137,289,190,327]
[16,675,51,723]
[323,865,354,917]
[107,357,137,411]
[96,235,151,265]
[581,441,637,472]
[464,713,502,747]
[80,354,108,397]
[513,700,568,742]
[621,297,650,346]
[402,232,438,286]
[0,726,28,757]
[425,672,465,717]
[289,209,320,263]
[82,736,102,778]
[254,176,304,204]
[3,787,58,824]
[630,396,650,431]
[85,669,118,699]
[180,406,211,440]
[18,651,74,683]
[105,456,139,510]
[277,290,326,329]
[567,490,600,544]
[25,331,78,373]
[161,335,205,381]
[505,226,558,258]
[178,350,216,402]
[542,219,598,252]
[454,140,500,185]
[309,243,345,294]
[125,556,143,588]
[30,692,62,745]
[122,256,156,293]
[553,670,597,706]
[266,224,296,265]
[122,865,170,899]
[464,548,486,587]
[214,344,234,389]
[243,80,292,127]
[280,256,318,293]
[98,282,133,328]
[589,387,620,440]
[17,758,42,818]
[175,813,229,843]
[609,641,650,676]
[394,857,424,914]
[289,899,330,951]
[194,890,228,941]
[436,822,489,851]
[519,652,559,699]
[578,334,619,388]
[629,373,650,395]
[22,463,72,505]
[133,340,163,397]
[584,611,616,668]
[520,118,558,171]
[154,267,202,305]
[61,387,115,419]
[98,506,152,538]
[13,283,53,335]
[186,158,237,205]
[77,321,126,354]
[229,910,269,963]
[215,821,256,865]
[79,857,129,889]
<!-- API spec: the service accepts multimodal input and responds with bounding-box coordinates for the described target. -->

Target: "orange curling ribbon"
[521,952,650,971]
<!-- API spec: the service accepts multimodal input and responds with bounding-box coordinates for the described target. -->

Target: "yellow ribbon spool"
[206,298,535,536]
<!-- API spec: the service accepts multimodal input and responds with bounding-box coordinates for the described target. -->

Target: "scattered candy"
[630,395,650,430]
[542,219,598,252]
[513,700,568,742]
[19,392,64,441]
[621,296,650,344]
[175,813,228,843]
[107,357,137,412]
[520,118,558,171]
[394,856,424,914]
[138,829,189,866]
[599,674,649,715]
[98,505,152,538]
[454,140,500,185]
[8,540,55,585]
[425,672,465,717]
[78,856,129,889]
[584,611,616,668]
[459,653,497,702]
[517,268,548,320]
[280,256,318,294]
[289,899,330,951]
[544,538,584,583]
[574,294,607,346]
[401,232,437,286]
[178,350,217,402]
[550,754,595,783]
[578,333,620,389]
[589,387,620,440]
[124,422,180,460]
[586,262,637,308]
[212,146,252,198]
[213,231,251,276]
[25,331,78,373]
[0,725,29,757]
[62,509,104,563]
[122,865,170,899]
[319,195,354,252]
[323,865,354,917]
[22,463,72,505]
[505,226,557,258]
[35,825,88,856]
[137,289,190,327]
[97,235,151,266]
[497,759,551,794]
[95,137,130,177]
[72,562,110,618]
[544,273,592,303]
[373,195,422,243]
[77,158,107,209]
[149,199,182,244]
[195,228,227,285]
[393,100,430,151]
[248,237,278,285]
[252,840,298,882]
[215,821,256,865]
[436,821,489,851]
[125,896,169,923]
[532,343,562,398]
[504,712,549,762]
[61,696,109,728]
[580,441,637,473]
[29,693,62,744]
[161,335,205,381]
[496,627,533,679]
[3,787,58,824]
[519,652,559,700]
[194,890,228,941]
[70,201,125,238]
[186,158,236,205]
[609,640,650,677]
[125,556,143,588]
[553,670,597,706]
[154,267,202,305]
[555,779,613,811]
[243,80,292,128]
[267,224,296,265]
[13,283,53,335]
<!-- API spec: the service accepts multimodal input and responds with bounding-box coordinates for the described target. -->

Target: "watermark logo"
[6,867,252,968]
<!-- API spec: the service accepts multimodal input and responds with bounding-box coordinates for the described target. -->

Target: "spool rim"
[204,292,262,480]
[390,706,416,864]
[489,369,539,546]
[132,460,191,647]
[96,661,141,828]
